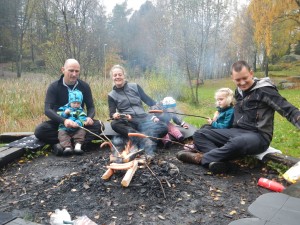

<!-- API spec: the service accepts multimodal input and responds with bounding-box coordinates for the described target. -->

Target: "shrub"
[280,55,297,63]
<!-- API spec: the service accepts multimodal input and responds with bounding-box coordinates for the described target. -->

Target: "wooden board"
[0,132,34,143]
[0,146,25,167]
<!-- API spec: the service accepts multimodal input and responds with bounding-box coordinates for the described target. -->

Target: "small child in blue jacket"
[207,87,234,128]
[57,89,87,155]
[184,88,234,150]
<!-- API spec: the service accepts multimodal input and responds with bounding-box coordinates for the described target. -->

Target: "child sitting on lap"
[57,90,87,156]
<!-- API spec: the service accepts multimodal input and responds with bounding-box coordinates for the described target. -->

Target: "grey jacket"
[108,82,156,118]
[233,77,300,143]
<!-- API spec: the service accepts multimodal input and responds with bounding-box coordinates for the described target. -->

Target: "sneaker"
[74,143,84,155]
[176,150,202,164]
[52,143,64,156]
[63,147,73,156]
[178,136,184,142]
[208,162,229,174]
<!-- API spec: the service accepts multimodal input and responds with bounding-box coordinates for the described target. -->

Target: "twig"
[145,163,166,199]
[148,110,209,119]
[80,123,120,154]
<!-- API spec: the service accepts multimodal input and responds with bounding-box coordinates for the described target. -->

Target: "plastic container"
[257,178,285,192]
[282,162,300,184]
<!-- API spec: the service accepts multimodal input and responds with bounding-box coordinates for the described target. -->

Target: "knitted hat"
[162,97,176,109]
[68,90,83,104]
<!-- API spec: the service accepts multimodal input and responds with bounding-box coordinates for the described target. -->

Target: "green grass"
[1,72,299,157]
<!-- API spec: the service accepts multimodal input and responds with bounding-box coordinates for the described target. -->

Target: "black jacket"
[233,77,300,143]
[45,75,95,124]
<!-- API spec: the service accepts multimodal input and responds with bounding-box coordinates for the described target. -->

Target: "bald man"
[35,59,104,155]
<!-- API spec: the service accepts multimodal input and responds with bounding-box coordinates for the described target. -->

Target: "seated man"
[177,60,300,174]
[34,59,104,155]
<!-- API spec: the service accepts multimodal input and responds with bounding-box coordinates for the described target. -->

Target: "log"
[121,160,138,187]
[263,153,299,167]
[101,168,114,180]
[107,161,134,170]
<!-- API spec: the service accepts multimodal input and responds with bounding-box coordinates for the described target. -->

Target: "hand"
[153,117,160,123]
[64,119,78,128]
[113,113,121,120]
[84,117,94,126]
[182,123,189,129]
[125,114,132,120]
[207,118,213,125]
[64,109,71,114]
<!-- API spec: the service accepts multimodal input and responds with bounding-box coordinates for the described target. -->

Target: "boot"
[208,162,229,174]
[176,150,202,164]
[63,147,73,156]
[52,143,64,156]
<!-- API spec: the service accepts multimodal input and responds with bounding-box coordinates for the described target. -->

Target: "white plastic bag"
[50,209,72,225]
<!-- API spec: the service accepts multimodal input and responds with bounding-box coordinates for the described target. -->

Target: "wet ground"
[0,143,287,225]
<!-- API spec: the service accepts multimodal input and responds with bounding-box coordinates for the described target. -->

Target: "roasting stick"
[148,109,209,120]
[79,125,120,154]
[128,133,196,151]
[145,162,166,199]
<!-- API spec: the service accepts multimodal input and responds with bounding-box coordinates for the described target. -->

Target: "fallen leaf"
[229,210,237,215]
[158,215,165,220]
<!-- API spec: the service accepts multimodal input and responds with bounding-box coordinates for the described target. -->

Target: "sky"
[101,0,147,15]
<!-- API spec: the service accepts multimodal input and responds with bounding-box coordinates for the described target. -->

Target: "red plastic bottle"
[257,178,285,192]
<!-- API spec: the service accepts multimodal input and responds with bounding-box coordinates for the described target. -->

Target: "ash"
[0,144,279,224]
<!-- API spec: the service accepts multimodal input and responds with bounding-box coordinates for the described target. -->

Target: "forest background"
[0,0,299,157]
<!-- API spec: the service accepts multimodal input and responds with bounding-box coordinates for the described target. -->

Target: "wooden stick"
[148,110,209,119]
[102,168,114,180]
[80,125,120,154]
[107,161,134,170]
[121,160,138,187]
[145,163,166,199]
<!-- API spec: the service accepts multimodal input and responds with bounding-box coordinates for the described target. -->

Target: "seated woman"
[108,65,168,160]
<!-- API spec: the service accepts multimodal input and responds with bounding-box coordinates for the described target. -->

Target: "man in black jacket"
[177,60,300,173]
[34,59,104,155]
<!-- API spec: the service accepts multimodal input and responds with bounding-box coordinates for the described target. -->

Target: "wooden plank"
[0,147,25,167]
[0,132,34,143]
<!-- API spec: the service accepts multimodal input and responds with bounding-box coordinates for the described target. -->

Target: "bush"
[268,64,284,71]
[280,55,297,63]
[294,41,300,55]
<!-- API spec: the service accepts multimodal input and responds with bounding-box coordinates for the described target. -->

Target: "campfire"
[100,140,146,187]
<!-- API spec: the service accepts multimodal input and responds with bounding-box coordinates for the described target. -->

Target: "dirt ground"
[0,143,286,225]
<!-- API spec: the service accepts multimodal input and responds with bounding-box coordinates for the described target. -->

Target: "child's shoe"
[63,147,73,156]
[74,143,84,155]
[162,134,172,148]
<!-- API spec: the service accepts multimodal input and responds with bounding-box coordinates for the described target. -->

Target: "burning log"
[101,139,146,187]
[101,168,114,180]
[121,160,139,187]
